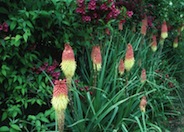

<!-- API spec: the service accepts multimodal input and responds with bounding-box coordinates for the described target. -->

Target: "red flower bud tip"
[151,35,157,52]
[118,59,124,76]
[91,45,102,71]
[51,79,69,112]
[118,20,126,31]
[141,17,148,36]
[161,21,168,39]
[60,43,76,79]
[173,37,178,48]
[124,44,135,72]
[140,96,147,112]
[105,28,110,35]
[141,69,147,83]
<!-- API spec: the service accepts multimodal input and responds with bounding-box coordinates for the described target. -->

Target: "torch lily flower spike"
[140,96,147,112]
[51,79,69,132]
[118,59,125,76]
[91,45,102,72]
[151,35,157,52]
[173,37,178,48]
[141,69,147,84]
[124,43,135,72]
[60,43,76,85]
[161,21,168,39]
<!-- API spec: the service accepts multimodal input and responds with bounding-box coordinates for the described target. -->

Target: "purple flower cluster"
[32,60,60,83]
[0,22,8,32]
[76,0,121,23]
[74,80,93,96]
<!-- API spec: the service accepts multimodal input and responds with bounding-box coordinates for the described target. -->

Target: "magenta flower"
[82,16,91,22]
[88,0,96,10]
[52,71,60,79]
[126,11,133,17]
[147,16,154,27]
[47,65,56,73]
[77,0,84,6]
[52,60,59,67]
[44,62,49,67]
[39,65,47,71]
[0,24,3,31]
[76,7,86,14]
[112,9,120,17]
[100,3,108,10]
[3,22,8,32]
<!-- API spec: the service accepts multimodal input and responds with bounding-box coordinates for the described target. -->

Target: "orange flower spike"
[124,44,135,72]
[141,69,147,84]
[141,16,148,36]
[118,21,123,31]
[118,59,125,76]
[51,80,69,112]
[151,35,157,52]
[60,43,76,79]
[161,21,168,39]
[51,79,69,132]
[173,37,178,48]
[140,96,147,112]
[91,46,102,71]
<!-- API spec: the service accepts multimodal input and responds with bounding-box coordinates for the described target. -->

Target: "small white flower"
[169,1,173,6]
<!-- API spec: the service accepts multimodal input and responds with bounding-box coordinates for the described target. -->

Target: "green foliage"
[64,29,182,131]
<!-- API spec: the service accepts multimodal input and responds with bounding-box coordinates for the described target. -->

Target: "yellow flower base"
[51,94,69,112]
[151,46,157,52]
[161,32,168,39]
[61,60,76,78]
[124,59,134,72]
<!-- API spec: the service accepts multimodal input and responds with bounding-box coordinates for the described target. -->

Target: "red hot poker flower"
[140,96,147,112]
[118,59,124,76]
[173,37,178,48]
[60,43,76,79]
[161,21,168,39]
[141,16,148,36]
[151,35,157,52]
[91,45,102,71]
[51,79,69,132]
[124,43,135,72]
[51,79,69,112]
[141,69,147,83]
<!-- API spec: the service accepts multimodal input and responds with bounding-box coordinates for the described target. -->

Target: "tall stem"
[57,110,65,132]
